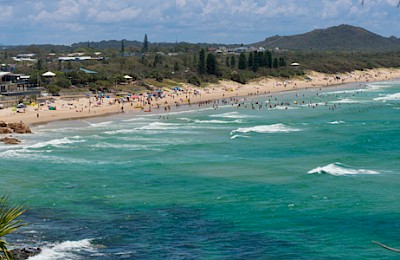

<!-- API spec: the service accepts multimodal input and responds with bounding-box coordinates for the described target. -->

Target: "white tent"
[124,75,133,79]
[42,71,56,77]
[290,62,300,66]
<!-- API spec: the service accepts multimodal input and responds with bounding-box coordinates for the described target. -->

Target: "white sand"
[1,68,399,126]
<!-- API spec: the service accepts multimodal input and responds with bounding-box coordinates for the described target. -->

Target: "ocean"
[1,81,400,259]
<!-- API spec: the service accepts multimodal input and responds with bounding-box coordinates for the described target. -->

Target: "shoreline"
[1,68,399,127]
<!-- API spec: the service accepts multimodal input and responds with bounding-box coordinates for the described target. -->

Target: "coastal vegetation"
[0,193,25,260]
[1,24,400,95]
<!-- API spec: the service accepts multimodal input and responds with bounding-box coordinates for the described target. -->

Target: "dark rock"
[11,247,42,260]
[8,122,32,134]
[0,121,7,127]
[0,137,21,144]
[0,127,12,134]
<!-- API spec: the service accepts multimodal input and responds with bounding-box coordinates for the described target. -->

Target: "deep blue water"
[1,81,400,259]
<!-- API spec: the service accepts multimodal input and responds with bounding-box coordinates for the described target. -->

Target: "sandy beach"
[1,68,399,126]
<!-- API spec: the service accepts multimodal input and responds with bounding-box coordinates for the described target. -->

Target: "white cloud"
[88,7,142,22]
[0,6,13,22]
[320,0,355,19]
[1,0,400,45]
[176,0,186,8]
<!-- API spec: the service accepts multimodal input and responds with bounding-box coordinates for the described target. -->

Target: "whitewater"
[1,81,400,259]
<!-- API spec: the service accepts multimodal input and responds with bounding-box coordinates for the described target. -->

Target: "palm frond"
[0,193,26,260]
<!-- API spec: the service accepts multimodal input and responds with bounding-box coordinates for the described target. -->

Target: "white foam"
[88,121,114,127]
[178,117,192,122]
[210,112,254,119]
[332,98,366,104]
[231,124,301,135]
[193,119,242,124]
[307,163,380,176]
[138,122,182,130]
[322,83,393,95]
[104,129,136,135]
[230,135,250,139]
[374,92,400,101]
[29,239,96,260]
[328,121,345,125]
[122,117,153,122]
[269,106,299,110]
[92,142,161,151]
[27,138,85,149]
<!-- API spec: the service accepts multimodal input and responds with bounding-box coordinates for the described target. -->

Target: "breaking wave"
[332,98,366,104]
[308,163,380,176]
[210,112,254,119]
[27,137,85,149]
[29,239,97,260]
[231,124,302,135]
[374,92,400,101]
[322,83,393,95]
[328,121,345,125]
[87,121,115,127]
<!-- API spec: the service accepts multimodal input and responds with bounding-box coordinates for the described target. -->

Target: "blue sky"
[0,0,399,45]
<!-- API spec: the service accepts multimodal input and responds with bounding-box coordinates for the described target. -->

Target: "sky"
[0,0,399,46]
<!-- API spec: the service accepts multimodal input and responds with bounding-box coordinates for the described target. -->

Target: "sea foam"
[374,92,400,101]
[193,119,242,124]
[27,137,85,149]
[210,111,254,119]
[328,121,345,125]
[322,83,393,95]
[29,239,96,260]
[231,124,301,135]
[308,163,380,176]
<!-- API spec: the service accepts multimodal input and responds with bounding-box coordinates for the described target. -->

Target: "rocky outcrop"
[11,247,42,259]
[0,137,21,144]
[0,121,32,145]
[7,122,32,134]
[0,127,13,134]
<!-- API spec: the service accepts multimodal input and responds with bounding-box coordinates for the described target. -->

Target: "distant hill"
[254,24,400,51]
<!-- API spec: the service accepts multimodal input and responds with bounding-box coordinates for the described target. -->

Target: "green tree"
[279,57,286,67]
[142,34,149,53]
[238,53,247,70]
[230,56,236,68]
[174,61,180,72]
[265,51,272,68]
[273,57,278,68]
[121,40,125,54]
[257,52,265,67]
[206,53,217,75]
[225,56,230,67]
[0,193,26,260]
[36,59,43,70]
[248,52,254,68]
[198,49,206,74]
[55,77,72,88]
[252,51,259,72]
[153,53,162,67]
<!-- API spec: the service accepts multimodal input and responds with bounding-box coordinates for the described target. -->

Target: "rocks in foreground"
[0,121,32,145]
[0,137,21,144]
[7,122,32,134]
[11,247,42,259]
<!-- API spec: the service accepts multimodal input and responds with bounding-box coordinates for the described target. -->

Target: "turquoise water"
[1,81,400,259]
